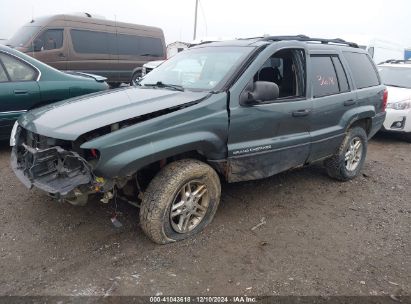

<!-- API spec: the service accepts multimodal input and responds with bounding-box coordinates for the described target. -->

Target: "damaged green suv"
[11,36,387,244]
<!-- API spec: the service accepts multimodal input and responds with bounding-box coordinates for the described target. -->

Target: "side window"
[71,29,165,58]
[0,54,37,81]
[0,62,8,82]
[311,56,339,97]
[115,34,164,57]
[343,52,380,89]
[33,29,64,51]
[332,56,350,92]
[254,49,306,99]
[71,30,109,54]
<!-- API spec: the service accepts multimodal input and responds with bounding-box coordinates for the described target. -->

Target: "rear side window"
[117,34,164,57]
[0,54,37,81]
[0,62,8,82]
[311,56,339,97]
[70,29,164,57]
[343,52,380,89]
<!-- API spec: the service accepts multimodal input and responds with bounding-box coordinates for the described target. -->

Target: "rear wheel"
[139,159,221,244]
[324,127,368,181]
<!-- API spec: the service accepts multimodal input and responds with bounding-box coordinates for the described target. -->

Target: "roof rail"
[261,35,359,48]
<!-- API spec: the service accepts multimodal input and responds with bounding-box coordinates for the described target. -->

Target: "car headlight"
[386,101,411,110]
[9,121,19,147]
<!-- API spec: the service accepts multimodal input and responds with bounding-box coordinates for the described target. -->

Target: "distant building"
[167,41,190,58]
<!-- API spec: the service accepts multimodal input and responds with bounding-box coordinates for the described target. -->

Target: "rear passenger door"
[307,52,356,162]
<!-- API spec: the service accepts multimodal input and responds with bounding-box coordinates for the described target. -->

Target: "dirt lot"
[0,134,410,297]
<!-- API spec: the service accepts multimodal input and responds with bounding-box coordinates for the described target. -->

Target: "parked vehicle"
[11,36,386,244]
[378,60,411,141]
[5,13,166,86]
[141,60,165,77]
[366,39,404,64]
[0,45,108,141]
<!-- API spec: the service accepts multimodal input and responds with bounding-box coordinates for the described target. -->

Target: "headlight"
[386,101,411,110]
[9,121,19,147]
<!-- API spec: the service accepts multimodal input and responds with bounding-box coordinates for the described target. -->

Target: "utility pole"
[193,0,199,40]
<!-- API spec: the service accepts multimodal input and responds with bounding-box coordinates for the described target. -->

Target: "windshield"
[139,46,253,91]
[7,26,41,48]
[378,66,411,89]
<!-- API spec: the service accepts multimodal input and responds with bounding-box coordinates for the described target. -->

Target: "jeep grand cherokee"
[11,35,387,244]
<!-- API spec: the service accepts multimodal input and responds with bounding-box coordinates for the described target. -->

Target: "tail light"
[382,89,388,112]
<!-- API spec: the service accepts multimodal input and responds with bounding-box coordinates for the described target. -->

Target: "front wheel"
[139,159,221,244]
[130,70,142,85]
[324,127,368,181]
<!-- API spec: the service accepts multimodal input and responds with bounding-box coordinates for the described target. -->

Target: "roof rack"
[261,35,359,48]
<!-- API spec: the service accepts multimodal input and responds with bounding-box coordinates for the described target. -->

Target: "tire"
[130,70,142,85]
[108,82,121,89]
[324,126,368,181]
[140,159,221,244]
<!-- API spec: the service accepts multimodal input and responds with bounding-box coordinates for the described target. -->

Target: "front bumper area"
[11,143,93,197]
[382,109,411,133]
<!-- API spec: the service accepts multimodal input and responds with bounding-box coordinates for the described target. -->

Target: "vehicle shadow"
[372,131,409,144]
[0,140,11,152]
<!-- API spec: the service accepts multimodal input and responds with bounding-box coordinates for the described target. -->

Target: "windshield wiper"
[143,81,184,92]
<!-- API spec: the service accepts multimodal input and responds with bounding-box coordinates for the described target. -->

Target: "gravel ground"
[0,134,410,297]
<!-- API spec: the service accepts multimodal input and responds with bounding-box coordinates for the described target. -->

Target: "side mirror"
[240,81,279,106]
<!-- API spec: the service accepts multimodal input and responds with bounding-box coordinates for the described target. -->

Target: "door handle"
[292,109,311,117]
[344,99,356,106]
[14,90,28,95]
[58,53,65,58]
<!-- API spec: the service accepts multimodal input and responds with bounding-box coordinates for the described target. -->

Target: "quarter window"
[0,54,37,81]
[343,52,380,89]
[311,56,339,97]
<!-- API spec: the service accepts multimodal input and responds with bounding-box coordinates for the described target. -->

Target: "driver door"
[227,45,312,182]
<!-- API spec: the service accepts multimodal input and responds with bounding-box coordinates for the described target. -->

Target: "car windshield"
[378,66,411,89]
[139,46,253,91]
[6,26,41,48]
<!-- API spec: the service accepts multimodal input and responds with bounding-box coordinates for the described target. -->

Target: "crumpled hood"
[19,87,209,140]
[386,86,411,103]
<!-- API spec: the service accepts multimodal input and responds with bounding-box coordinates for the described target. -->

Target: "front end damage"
[11,126,111,203]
